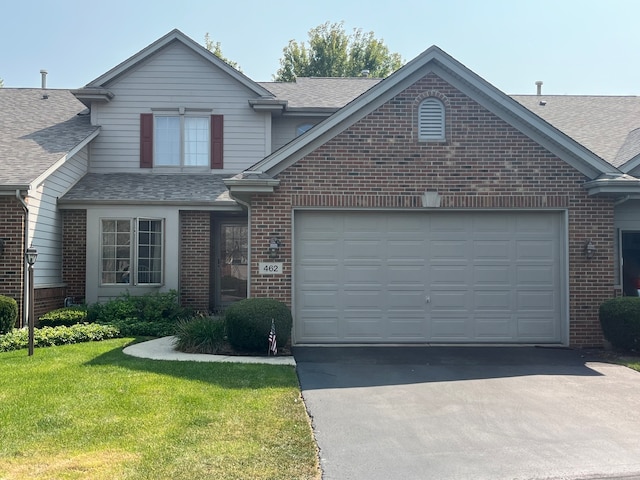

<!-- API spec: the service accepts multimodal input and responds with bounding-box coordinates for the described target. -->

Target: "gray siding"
[90,42,269,174]
[30,148,89,286]
[271,116,326,152]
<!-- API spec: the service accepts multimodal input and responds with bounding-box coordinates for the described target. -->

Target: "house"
[2,29,640,347]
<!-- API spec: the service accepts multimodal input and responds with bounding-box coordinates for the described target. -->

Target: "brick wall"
[34,285,67,320]
[249,73,614,347]
[179,211,211,312]
[61,210,87,304]
[0,196,26,326]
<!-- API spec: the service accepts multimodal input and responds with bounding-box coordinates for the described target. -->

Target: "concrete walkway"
[122,336,296,366]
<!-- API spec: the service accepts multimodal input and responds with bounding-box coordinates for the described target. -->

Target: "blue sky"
[2,0,639,95]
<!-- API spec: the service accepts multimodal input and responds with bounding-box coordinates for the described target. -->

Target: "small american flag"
[268,319,277,356]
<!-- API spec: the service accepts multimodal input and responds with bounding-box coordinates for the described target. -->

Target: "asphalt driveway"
[294,347,640,480]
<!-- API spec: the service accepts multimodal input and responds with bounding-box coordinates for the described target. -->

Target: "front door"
[214,221,248,309]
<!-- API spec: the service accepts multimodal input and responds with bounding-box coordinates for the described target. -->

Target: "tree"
[204,33,242,72]
[275,21,403,81]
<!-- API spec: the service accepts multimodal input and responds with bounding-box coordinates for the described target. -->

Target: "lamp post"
[25,247,37,356]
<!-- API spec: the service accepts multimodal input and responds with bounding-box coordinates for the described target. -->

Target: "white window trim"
[154,108,211,168]
[100,217,165,287]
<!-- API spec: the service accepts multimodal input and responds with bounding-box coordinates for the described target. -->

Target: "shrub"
[599,297,640,351]
[0,323,120,352]
[175,315,227,354]
[38,306,87,327]
[225,298,292,353]
[87,290,192,337]
[0,295,18,335]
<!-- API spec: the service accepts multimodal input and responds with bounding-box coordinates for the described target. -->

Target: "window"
[296,123,315,136]
[418,98,445,141]
[140,113,223,169]
[101,218,163,285]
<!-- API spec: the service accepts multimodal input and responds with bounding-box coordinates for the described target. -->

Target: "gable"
[246,46,617,182]
[83,29,272,98]
[277,73,589,197]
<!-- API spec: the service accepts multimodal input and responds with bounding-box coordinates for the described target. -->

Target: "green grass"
[0,339,319,479]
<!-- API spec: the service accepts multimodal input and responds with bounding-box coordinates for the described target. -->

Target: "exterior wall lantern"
[25,247,37,356]
[584,240,596,259]
[269,238,281,258]
[0,238,5,258]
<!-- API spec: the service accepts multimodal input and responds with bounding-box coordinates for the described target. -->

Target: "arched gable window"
[296,123,315,136]
[418,98,445,141]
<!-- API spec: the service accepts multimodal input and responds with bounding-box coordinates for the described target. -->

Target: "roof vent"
[40,69,48,89]
[361,69,370,77]
[535,80,543,96]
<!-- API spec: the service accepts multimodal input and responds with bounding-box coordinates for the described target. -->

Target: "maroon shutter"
[211,114,223,169]
[140,113,153,168]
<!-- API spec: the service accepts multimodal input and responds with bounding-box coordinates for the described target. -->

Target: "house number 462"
[259,262,283,274]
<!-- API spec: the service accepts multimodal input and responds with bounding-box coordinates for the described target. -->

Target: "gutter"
[15,190,29,328]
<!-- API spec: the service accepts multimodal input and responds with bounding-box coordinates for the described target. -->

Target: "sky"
[2,0,640,95]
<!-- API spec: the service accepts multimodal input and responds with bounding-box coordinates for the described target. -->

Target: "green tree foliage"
[275,21,404,81]
[204,33,242,72]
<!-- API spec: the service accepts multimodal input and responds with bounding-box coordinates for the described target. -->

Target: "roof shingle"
[0,89,98,186]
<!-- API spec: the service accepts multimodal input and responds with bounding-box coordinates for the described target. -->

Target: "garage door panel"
[517,291,556,310]
[298,265,339,283]
[294,211,564,344]
[474,266,510,284]
[430,317,472,339]
[516,240,556,260]
[516,265,555,285]
[474,290,511,310]
[299,290,339,307]
[475,316,514,338]
[430,240,469,259]
[344,265,383,283]
[388,290,425,308]
[474,240,511,260]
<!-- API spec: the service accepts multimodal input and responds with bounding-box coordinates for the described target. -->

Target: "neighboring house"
[3,29,640,347]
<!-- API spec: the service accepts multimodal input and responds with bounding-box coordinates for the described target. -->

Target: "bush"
[0,295,18,335]
[599,297,640,351]
[87,290,192,337]
[0,323,120,352]
[225,298,292,353]
[175,315,227,354]
[38,306,87,327]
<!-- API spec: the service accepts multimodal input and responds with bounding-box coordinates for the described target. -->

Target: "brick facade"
[248,73,614,347]
[0,196,26,326]
[179,211,211,312]
[34,285,67,320]
[61,209,87,304]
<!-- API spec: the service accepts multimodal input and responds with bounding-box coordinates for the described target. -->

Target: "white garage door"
[294,211,564,344]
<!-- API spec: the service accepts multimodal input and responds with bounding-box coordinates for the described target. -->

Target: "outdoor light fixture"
[0,238,4,257]
[584,240,596,259]
[25,247,37,356]
[269,238,281,258]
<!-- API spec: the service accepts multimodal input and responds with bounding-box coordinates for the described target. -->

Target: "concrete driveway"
[294,347,640,480]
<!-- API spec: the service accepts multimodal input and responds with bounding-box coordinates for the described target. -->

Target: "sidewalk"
[122,336,296,366]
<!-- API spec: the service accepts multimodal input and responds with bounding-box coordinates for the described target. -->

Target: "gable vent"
[418,98,445,141]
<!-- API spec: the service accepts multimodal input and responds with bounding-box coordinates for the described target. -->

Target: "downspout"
[226,191,252,299]
[15,190,29,328]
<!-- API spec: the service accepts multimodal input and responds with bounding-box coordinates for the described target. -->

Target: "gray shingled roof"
[512,95,640,167]
[58,173,235,205]
[0,89,98,187]
[258,77,381,110]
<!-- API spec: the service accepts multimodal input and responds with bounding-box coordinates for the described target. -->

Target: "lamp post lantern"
[25,247,37,356]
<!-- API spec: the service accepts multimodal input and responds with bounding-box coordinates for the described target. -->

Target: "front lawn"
[0,339,319,479]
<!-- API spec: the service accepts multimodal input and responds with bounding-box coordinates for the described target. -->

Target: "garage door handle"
[425,296,431,304]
